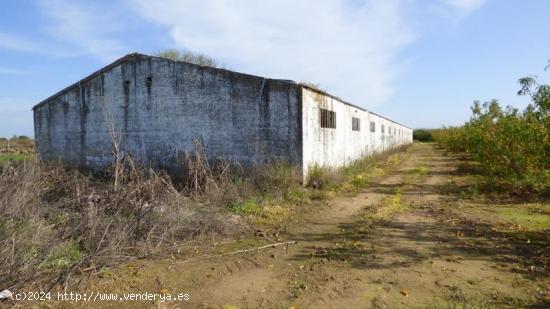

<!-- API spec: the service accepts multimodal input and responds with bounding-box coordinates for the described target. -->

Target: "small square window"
[352,117,360,131]
[320,109,336,128]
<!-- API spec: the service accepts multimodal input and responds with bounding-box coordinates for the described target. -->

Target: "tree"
[155,48,221,68]
[517,75,550,120]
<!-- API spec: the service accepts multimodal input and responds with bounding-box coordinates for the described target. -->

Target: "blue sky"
[0,0,548,137]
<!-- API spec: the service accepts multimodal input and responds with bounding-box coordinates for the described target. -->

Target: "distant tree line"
[412,129,434,142]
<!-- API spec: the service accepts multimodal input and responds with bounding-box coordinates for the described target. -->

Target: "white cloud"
[443,0,487,13]
[0,67,30,75]
[36,0,128,61]
[20,0,486,108]
[131,0,416,107]
[0,32,37,52]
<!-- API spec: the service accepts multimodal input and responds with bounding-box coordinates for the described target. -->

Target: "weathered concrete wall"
[34,54,302,173]
[34,53,412,180]
[301,87,412,179]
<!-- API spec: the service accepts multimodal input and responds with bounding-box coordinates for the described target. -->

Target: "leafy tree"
[517,75,550,122]
[432,71,550,193]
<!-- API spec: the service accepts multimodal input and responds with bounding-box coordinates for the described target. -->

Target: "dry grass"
[0,150,240,290]
[306,145,410,192]
[0,141,410,290]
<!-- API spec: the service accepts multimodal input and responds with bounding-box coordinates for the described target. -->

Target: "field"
[1,142,548,308]
[1,87,549,307]
[0,137,34,166]
[0,153,30,165]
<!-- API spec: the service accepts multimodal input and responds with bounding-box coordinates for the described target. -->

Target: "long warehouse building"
[33,53,413,180]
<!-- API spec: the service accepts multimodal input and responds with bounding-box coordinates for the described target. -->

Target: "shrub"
[433,76,550,194]
[251,162,302,197]
[0,138,411,288]
[0,157,236,288]
[413,129,434,142]
[306,165,343,189]
[155,49,222,68]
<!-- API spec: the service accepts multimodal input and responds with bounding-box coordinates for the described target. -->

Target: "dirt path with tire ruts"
[29,143,550,308]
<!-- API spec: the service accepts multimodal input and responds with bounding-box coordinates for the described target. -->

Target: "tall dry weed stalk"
[0,154,239,289]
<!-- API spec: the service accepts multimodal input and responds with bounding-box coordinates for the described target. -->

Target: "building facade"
[33,53,412,180]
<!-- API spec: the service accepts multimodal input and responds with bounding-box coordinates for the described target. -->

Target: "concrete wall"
[301,87,412,178]
[34,54,302,174]
[33,53,412,180]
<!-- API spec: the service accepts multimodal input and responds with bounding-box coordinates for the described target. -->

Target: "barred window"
[370,121,376,132]
[352,117,360,131]
[320,109,336,128]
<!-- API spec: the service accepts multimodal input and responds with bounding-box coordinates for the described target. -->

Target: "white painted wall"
[301,87,412,179]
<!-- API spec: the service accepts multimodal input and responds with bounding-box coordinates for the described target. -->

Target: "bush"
[251,162,302,197]
[413,129,434,142]
[0,138,410,288]
[155,49,222,68]
[306,165,343,189]
[433,76,550,193]
[0,156,238,288]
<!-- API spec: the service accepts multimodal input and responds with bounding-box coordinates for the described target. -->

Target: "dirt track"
[47,143,549,308]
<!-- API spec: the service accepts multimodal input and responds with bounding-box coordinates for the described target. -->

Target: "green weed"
[0,153,31,165]
[42,241,83,269]
[230,200,262,216]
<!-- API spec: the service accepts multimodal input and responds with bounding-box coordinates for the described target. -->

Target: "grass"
[0,141,411,290]
[496,204,550,230]
[0,153,32,165]
[231,200,262,216]
[405,164,428,185]
[42,241,82,268]
[461,203,550,231]
[241,145,411,227]
[374,188,408,220]
[0,155,236,289]
[214,238,265,255]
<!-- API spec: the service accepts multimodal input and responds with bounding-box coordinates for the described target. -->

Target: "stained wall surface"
[33,54,302,174]
[301,87,413,179]
[33,53,412,179]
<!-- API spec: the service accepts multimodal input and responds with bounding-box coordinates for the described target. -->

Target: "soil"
[14,143,550,308]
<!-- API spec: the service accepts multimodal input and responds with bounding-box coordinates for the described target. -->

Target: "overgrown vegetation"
[0,139,408,289]
[413,129,434,142]
[432,75,550,195]
[300,82,326,92]
[0,156,233,290]
[155,48,223,68]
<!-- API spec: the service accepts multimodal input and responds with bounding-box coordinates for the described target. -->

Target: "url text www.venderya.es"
[10,291,190,303]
